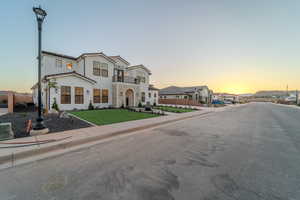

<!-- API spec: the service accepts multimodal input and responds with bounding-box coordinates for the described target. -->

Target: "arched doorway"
[125,89,134,107]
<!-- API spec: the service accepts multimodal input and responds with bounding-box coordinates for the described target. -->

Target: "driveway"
[0,103,299,199]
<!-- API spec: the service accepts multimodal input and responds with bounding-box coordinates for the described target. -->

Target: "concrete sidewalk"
[0,109,217,168]
[0,108,8,116]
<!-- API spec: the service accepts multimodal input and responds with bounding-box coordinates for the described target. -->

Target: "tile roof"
[149,85,159,91]
[109,55,130,65]
[43,71,97,84]
[42,51,117,63]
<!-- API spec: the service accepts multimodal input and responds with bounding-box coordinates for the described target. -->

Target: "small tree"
[138,102,143,108]
[51,98,59,111]
[88,101,94,110]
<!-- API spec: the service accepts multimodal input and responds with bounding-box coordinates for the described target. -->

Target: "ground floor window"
[61,86,71,104]
[141,92,145,102]
[102,89,108,103]
[75,87,84,104]
[93,89,101,103]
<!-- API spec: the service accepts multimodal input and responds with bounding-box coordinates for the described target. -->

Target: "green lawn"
[69,109,159,125]
[154,106,195,113]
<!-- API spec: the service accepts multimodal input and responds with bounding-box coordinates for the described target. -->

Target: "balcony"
[112,75,140,84]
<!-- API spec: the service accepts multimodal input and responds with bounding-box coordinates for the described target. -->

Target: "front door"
[125,89,134,107]
[126,97,129,107]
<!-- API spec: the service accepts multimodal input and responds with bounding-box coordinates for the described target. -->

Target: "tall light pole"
[33,6,47,130]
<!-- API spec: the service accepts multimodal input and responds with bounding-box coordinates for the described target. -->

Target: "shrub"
[51,98,59,111]
[88,101,94,110]
[138,102,143,108]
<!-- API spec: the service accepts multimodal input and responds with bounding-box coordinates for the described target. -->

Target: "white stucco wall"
[34,52,153,110]
[126,67,150,105]
[159,94,188,99]
[41,54,78,77]
[47,76,95,111]
[148,90,158,105]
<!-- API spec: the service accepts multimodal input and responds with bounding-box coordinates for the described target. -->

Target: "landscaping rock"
[59,111,70,119]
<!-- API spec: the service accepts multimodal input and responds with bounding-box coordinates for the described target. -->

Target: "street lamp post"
[33,6,47,130]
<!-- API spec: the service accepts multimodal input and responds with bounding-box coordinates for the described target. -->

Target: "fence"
[0,92,33,113]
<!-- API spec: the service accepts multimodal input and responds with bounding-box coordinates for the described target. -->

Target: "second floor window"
[154,93,157,97]
[149,93,151,98]
[61,86,71,104]
[56,59,62,68]
[75,87,84,104]
[93,62,109,77]
[66,63,73,70]
[93,61,101,76]
[93,89,101,103]
[101,63,108,77]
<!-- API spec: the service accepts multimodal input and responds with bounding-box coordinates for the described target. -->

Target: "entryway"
[125,89,134,107]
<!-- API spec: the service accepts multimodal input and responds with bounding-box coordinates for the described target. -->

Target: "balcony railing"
[112,75,140,84]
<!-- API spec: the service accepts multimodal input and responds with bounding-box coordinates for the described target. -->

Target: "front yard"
[154,106,196,113]
[0,112,92,138]
[70,109,160,125]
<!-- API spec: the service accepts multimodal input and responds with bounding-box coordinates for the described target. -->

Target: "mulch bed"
[0,112,92,138]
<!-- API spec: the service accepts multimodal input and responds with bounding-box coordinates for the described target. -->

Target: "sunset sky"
[1,0,300,94]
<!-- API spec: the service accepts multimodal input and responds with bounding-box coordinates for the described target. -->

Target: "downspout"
[48,81,51,111]
[83,57,86,76]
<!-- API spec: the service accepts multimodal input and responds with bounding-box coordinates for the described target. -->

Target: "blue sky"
[1,0,300,93]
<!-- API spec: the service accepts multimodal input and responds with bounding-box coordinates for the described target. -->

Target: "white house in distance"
[213,93,240,103]
[32,51,157,111]
[159,86,213,104]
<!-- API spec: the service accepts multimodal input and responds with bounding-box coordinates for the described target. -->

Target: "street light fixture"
[33,6,47,131]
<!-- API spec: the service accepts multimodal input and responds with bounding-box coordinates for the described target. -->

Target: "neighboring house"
[32,51,157,111]
[285,95,297,102]
[213,93,239,103]
[148,85,159,105]
[159,86,212,104]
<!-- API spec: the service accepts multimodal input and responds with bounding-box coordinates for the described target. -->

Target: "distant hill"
[255,90,297,97]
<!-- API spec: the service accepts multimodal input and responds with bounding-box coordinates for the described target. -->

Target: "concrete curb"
[0,111,212,167]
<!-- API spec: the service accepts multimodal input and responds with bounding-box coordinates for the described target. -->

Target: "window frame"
[61,86,71,104]
[102,89,109,103]
[93,61,101,76]
[101,63,109,77]
[56,59,62,68]
[93,89,101,103]
[75,87,84,104]
[141,92,145,103]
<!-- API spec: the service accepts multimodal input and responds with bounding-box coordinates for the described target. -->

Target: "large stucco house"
[32,51,158,111]
[159,86,213,104]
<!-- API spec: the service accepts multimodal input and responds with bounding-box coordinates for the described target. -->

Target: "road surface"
[0,103,300,200]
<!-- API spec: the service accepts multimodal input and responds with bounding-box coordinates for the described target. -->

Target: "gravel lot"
[0,112,91,138]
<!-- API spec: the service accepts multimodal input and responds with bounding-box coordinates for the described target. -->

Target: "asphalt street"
[0,103,299,200]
